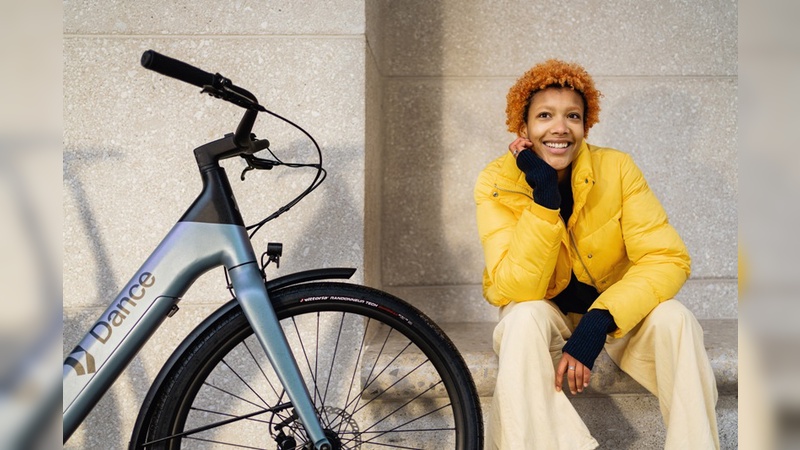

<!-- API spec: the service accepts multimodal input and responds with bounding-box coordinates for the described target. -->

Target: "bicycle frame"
[63,132,334,450]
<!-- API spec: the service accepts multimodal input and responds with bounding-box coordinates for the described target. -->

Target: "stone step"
[362,319,737,399]
[476,392,739,448]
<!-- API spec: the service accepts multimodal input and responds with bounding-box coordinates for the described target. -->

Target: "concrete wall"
[374,0,738,324]
[64,0,737,447]
[63,2,371,447]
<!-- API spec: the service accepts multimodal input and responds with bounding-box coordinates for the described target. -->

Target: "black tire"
[130,282,483,449]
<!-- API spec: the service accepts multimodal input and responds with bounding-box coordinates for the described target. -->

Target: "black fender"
[266,267,356,292]
[128,267,356,448]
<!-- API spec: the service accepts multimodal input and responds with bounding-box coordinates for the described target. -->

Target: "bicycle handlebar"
[141,50,262,112]
[141,50,216,89]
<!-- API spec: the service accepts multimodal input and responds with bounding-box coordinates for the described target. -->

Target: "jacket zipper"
[493,183,533,200]
[569,229,599,289]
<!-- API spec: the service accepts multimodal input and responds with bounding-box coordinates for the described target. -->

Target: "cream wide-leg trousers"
[485,299,719,450]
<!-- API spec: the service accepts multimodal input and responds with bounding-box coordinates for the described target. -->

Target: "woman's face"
[521,87,585,177]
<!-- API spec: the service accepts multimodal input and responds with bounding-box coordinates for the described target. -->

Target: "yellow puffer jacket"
[475,141,691,338]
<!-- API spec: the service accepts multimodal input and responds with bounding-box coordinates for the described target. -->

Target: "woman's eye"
[537,112,551,118]
[568,113,582,120]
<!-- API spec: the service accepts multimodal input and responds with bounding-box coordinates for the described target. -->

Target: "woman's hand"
[512,137,561,209]
[508,137,532,158]
[556,352,591,394]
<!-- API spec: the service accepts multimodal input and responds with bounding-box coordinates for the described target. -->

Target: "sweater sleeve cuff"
[515,149,539,173]
[562,309,617,370]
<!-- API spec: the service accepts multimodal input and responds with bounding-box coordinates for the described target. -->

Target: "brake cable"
[242,104,327,239]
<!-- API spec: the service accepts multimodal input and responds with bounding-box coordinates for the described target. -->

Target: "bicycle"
[63,50,483,449]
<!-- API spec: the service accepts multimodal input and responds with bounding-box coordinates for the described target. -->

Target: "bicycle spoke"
[143,404,288,446]
[242,338,282,401]
[314,311,320,407]
[363,341,414,394]
[336,315,371,437]
[197,380,296,434]
[220,358,269,407]
[202,381,267,411]
[361,326,394,390]
[342,440,425,450]
[351,359,432,417]
[311,311,334,428]
[345,402,453,448]
[184,435,268,449]
[321,311,346,406]
[350,380,444,439]
[240,338,294,426]
[342,426,457,435]
[189,406,271,425]
[205,320,451,450]
[289,316,326,412]
[336,331,412,420]
[328,358,445,440]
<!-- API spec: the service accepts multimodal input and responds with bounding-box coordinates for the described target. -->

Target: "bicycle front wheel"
[131,282,482,449]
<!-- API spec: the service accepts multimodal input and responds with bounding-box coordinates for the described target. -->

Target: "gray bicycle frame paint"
[62,221,331,449]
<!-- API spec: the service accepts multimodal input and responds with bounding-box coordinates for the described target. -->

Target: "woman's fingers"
[582,365,592,391]
[558,354,592,394]
[508,137,532,157]
[555,357,568,392]
[573,364,589,394]
[567,363,579,394]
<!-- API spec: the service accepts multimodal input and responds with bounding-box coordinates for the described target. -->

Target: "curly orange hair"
[506,59,601,136]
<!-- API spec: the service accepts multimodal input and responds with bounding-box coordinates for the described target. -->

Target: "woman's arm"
[590,154,691,337]
[475,152,566,303]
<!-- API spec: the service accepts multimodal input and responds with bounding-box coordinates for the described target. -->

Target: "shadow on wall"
[63,149,125,303]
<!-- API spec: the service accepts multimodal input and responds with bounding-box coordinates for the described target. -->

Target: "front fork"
[227,262,332,450]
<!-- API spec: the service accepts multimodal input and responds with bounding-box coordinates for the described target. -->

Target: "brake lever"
[240,165,255,181]
[240,154,278,180]
[201,83,260,111]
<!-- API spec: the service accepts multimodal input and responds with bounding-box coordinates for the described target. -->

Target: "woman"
[475,59,719,449]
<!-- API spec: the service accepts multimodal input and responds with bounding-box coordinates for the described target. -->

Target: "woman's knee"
[647,300,702,336]
[503,300,560,328]
[493,301,565,365]
[496,301,565,343]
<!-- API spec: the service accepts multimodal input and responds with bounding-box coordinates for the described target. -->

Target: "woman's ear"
[519,123,528,139]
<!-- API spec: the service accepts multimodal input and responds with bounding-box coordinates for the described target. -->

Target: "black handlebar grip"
[141,50,216,88]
